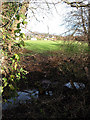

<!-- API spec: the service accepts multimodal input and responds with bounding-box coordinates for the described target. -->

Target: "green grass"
[24,40,88,55]
[25,40,60,52]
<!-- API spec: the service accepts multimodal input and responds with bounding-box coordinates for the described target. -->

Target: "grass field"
[24,40,88,55]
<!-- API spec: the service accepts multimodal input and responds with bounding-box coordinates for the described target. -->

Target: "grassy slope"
[24,40,88,55]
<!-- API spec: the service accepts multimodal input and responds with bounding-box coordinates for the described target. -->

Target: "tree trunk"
[80,7,87,35]
[85,4,90,91]
[87,4,90,91]
[88,3,90,47]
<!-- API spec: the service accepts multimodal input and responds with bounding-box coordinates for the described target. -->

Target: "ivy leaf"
[14,29,21,34]
[3,35,5,39]
[9,84,15,90]
[0,86,3,94]
[3,78,8,87]
[3,77,7,81]
[20,33,26,39]
[14,54,20,61]
[16,73,21,79]
[22,20,27,25]
[15,14,20,20]
[17,23,20,28]
[4,82,8,87]
[20,14,25,19]
[14,62,17,70]
[10,75,15,79]
[20,40,25,46]
[12,59,15,63]
[20,67,24,72]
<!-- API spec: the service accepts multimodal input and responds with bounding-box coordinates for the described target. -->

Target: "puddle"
[2,89,53,110]
[64,82,85,89]
[2,82,85,110]
[2,89,39,110]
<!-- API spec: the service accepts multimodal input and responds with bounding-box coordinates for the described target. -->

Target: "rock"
[64,82,85,90]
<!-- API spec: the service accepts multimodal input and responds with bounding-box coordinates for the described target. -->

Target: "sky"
[23,0,72,36]
[2,0,88,36]
[21,0,88,36]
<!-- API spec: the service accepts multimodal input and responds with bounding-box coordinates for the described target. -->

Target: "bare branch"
[61,0,90,7]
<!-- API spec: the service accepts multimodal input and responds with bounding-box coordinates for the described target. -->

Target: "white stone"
[64,82,85,89]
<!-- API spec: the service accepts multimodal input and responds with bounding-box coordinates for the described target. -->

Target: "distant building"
[31,37,37,41]
[44,38,47,40]
[25,31,58,41]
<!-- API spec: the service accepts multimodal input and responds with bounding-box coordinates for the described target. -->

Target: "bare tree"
[61,6,88,37]
[61,0,90,90]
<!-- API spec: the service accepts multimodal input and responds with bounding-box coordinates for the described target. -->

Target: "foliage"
[2,54,28,98]
[1,2,28,99]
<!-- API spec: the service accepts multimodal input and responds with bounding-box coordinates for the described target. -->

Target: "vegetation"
[1,0,90,119]
[24,40,88,54]
[2,39,90,119]
[1,2,28,99]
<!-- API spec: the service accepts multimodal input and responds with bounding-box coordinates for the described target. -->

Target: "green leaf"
[20,14,25,19]
[11,55,15,59]
[0,86,3,94]
[16,72,21,79]
[14,54,20,60]
[3,78,8,87]
[17,23,20,28]
[9,84,15,90]
[4,82,8,87]
[22,20,27,25]
[20,40,25,46]
[11,66,15,71]
[12,59,15,63]
[10,75,15,79]
[20,67,24,72]
[14,62,17,70]
[14,30,18,34]
[14,29,21,34]
[3,35,5,39]
[3,77,7,81]
[16,14,20,20]
[8,68,12,74]
[20,33,26,39]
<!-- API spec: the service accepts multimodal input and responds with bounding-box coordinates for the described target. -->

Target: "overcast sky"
[21,0,88,36]
[23,1,72,36]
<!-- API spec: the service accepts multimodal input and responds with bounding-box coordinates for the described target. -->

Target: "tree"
[61,0,90,90]
[62,6,88,37]
[1,0,58,99]
[1,0,55,99]
[61,0,90,43]
[1,1,29,99]
[88,1,90,46]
